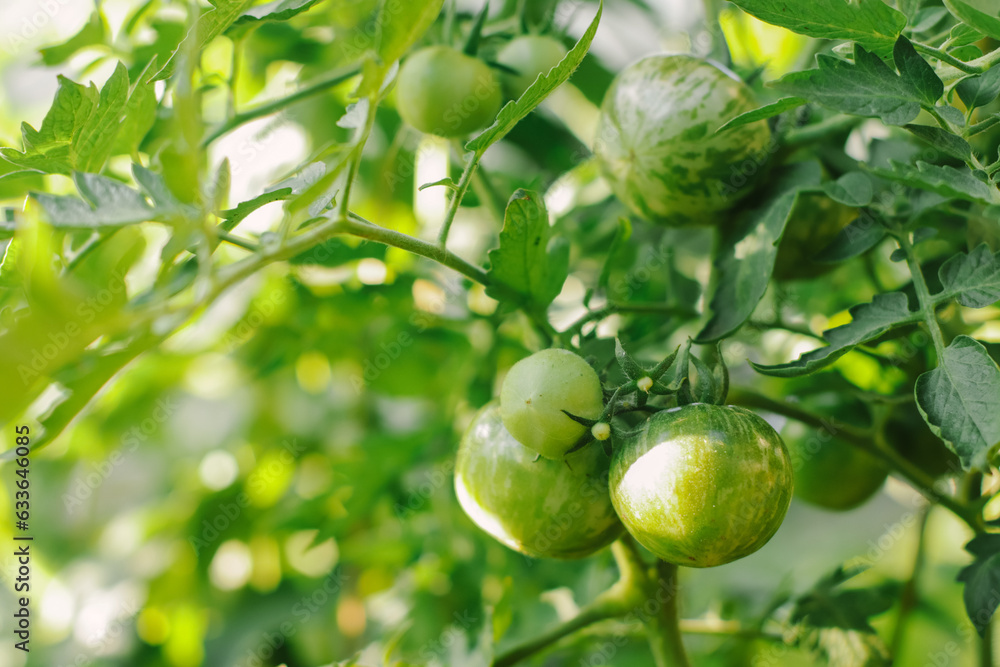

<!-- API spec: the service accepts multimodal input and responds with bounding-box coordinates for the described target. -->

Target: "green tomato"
[782,421,888,511]
[395,46,502,137]
[610,404,792,567]
[496,35,567,99]
[594,55,772,225]
[500,348,604,459]
[774,193,856,281]
[455,402,623,559]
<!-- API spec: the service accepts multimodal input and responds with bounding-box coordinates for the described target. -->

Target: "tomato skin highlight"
[455,402,623,559]
[594,54,772,225]
[396,46,502,137]
[500,348,605,460]
[610,404,793,567]
[496,35,568,99]
[783,421,888,511]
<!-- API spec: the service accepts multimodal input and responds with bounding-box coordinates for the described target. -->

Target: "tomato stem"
[437,146,483,247]
[645,559,692,667]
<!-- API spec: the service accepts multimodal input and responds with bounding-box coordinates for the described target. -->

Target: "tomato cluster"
[455,350,796,566]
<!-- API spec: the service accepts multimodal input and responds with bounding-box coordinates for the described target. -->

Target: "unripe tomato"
[496,35,567,99]
[594,55,772,225]
[454,402,622,559]
[500,348,604,459]
[610,404,792,567]
[395,46,502,137]
[774,193,856,281]
[782,421,888,510]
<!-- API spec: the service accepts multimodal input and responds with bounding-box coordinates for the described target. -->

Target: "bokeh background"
[0,1,997,665]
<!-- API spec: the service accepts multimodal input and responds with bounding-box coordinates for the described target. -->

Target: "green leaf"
[153,0,257,81]
[956,67,1000,110]
[813,214,888,262]
[716,97,807,134]
[697,162,822,343]
[218,187,292,232]
[943,0,1000,42]
[790,565,894,667]
[892,36,943,106]
[113,57,159,157]
[230,0,322,28]
[466,0,602,154]
[915,335,1000,470]
[615,339,647,381]
[823,172,873,207]
[0,62,144,175]
[903,125,973,162]
[949,22,985,47]
[485,189,569,312]
[31,172,167,229]
[937,244,1000,307]
[750,292,922,377]
[770,45,925,126]
[869,160,999,205]
[958,534,1000,635]
[38,11,107,66]
[727,0,905,58]
[376,0,445,66]
[0,239,21,288]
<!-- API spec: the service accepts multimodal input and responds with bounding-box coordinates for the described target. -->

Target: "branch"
[201,64,362,147]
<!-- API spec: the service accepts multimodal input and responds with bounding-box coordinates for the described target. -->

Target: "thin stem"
[783,115,863,147]
[337,94,380,221]
[967,113,1000,139]
[646,560,691,667]
[438,147,482,247]
[913,42,980,75]
[889,508,929,657]
[201,64,362,147]
[896,230,948,361]
[493,603,621,667]
[217,231,259,252]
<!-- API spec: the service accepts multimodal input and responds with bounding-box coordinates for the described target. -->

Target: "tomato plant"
[2,1,1000,667]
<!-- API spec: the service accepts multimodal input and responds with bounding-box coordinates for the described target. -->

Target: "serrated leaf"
[727,0,905,58]
[815,214,887,263]
[903,125,973,162]
[770,45,925,126]
[751,292,921,377]
[870,160,999,205]
[937,244,1000,307]
[113,57,159,157]
[915,335,1000,470]
[697,162,822,343]
[615,339,647,381]
[823,172,873,206]
[486,189,568,312]
[0,61,143,175]
[716,97,807,134]
[958,534,1000,636]
[154,0,257,81]
[376,0,445,66]
[789,565,894,667]
[956,67,1000,110]
[943,0,1000,42]
[466,0,601,154]
[31,172,169,229]
[893,36,943,106]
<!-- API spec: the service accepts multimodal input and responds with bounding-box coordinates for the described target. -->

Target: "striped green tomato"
[783,421,887,511]
[594,55,772,225]
[500,349,604,459]
[610,404,792,567]
[455,402,622,559]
